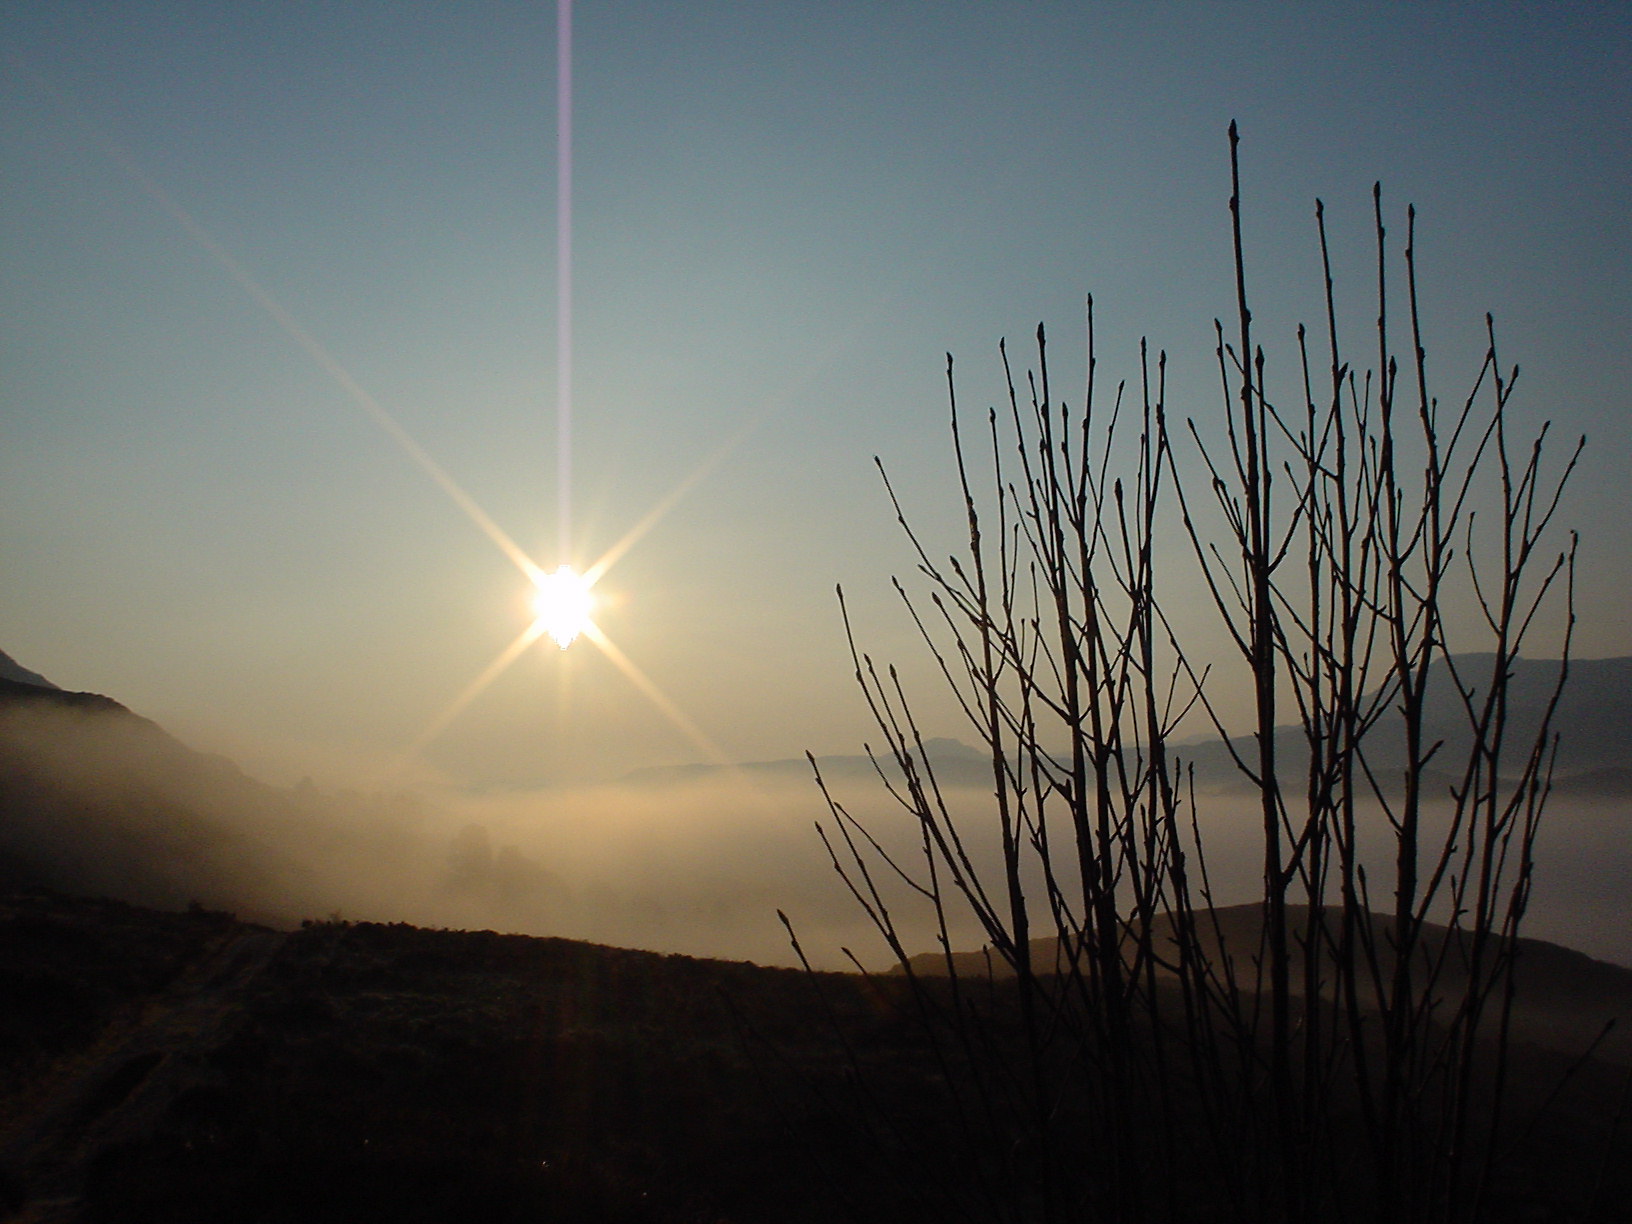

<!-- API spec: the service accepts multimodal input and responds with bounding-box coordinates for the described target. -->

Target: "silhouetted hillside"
[0,675,307,916]
[899,901,1632,1066]
[0,652,55,690]
[0,670,555,939]
[0,890,963,1223]
[0,889,1627,1223]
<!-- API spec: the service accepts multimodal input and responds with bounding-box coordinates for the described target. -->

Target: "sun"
[530,564,596,649]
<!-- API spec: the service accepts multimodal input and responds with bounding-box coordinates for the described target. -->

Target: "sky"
[3,1,1629,799]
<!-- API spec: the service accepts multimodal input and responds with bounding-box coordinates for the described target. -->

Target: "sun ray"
[16,57,546,589]
[139,194,545,586]
[582,423,755,587]
[398,617,550,767]
[583,623,732,766]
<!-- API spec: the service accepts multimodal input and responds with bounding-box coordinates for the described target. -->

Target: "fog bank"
[2,695,1627,972]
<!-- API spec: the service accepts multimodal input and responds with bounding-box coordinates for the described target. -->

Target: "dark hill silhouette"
[0,674,304,915]
[0,651,55,690]
[899,901,1632,1067]
[0,890,948,1223]
[0,669,559,936]
[0,888,1626,1223]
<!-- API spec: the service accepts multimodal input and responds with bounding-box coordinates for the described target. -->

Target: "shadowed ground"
[1,890,1627,1223]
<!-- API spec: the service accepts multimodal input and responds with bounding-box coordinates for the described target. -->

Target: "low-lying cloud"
[3,696,1627,972]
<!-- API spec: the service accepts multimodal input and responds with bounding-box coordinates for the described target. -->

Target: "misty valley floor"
[1,890,1628,1224]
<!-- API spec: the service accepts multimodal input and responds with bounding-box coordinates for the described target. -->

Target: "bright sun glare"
[531,564,595,649]
[84,0,727,771]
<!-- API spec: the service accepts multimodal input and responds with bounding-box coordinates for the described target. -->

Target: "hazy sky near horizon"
[4,2,1629,790]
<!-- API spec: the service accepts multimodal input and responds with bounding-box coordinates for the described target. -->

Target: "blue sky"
[3,1,1628,788]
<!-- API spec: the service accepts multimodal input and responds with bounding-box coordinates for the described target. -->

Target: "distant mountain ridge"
[1178,653,1632,796]
[621,735,994,789]
[627,654,1632,797]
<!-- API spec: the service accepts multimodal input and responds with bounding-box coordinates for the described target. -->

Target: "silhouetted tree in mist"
[804,125,1584,1224]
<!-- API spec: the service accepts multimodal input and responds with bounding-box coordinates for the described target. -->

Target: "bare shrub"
[806,125,1581,1224]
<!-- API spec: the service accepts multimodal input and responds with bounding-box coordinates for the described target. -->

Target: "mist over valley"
[3,652,1628,976]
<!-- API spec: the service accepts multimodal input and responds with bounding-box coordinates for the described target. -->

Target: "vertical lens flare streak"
[556,0,574,562]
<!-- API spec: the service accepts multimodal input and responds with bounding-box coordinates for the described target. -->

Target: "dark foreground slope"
[2,890,1630,1224]
[901,902,1632,1068]
[0,890,950,1224]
